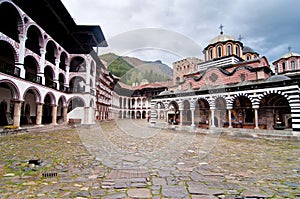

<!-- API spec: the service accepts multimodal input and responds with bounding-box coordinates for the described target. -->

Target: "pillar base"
[254,127,259,130]
[190,125,196,131]
[50,123,58,125]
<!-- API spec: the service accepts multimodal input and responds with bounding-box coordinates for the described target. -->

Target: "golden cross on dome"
[219,24,224,35]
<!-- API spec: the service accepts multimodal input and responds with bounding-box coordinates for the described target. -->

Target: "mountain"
[99,53,134,78]
[122,56,173,77]
[100,53,173,86]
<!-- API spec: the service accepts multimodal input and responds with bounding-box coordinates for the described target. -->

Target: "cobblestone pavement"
[0,120,299,198]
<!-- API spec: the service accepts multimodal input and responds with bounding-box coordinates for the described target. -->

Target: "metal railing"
[45,79,57,89]
[0,62,20,77]
[25,71,42,84]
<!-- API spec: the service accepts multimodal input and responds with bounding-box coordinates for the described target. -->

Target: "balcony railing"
[25,71,42,84]
[0,61,20,77]
[59,84,70,92]
[45,79,57,89]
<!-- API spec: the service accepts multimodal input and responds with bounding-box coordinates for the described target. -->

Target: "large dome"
[266,75,291,82]
[280,52,300,59]
[209,33,236,45]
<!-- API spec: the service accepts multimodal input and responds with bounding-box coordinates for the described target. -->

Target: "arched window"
[282,62,286,72]
[235,45,240,57]
[209,48,213,60]
[227,44,232,56]
[291,61,295,70]
[246,55,251,60]
[217,45,222,58]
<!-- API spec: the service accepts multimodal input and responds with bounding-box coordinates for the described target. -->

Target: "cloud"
[61,0,300,67]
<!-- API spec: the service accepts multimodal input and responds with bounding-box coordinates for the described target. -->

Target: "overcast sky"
[61,0,300,67]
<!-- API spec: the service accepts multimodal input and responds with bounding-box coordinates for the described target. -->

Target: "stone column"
[13,101,22,127]
[54,58,60,90]
[36,103,43,125]
[135,98,137,109]
[121,110,124,119]
[211,108,216,128]
[228,108,232,128]
[129,98,132,109]
[18,34,27,78]
[254,108,259,129]
[63,106,68,123]
[85,64,91,93]
[51,105,57,125]
[64,66,70,89]
[179,109,183,127]
[164,109,168,124]
[39,48,46,84]
[191,108,196,128]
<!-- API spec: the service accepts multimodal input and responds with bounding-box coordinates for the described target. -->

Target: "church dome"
[243,46,254,53]
[266,75,291,82]
[280,52,300,59]
[209,33,236,45]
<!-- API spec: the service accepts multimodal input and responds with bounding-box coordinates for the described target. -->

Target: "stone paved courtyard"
[0,120,299,198]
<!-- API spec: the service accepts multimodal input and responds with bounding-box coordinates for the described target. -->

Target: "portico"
[151,80,300,132]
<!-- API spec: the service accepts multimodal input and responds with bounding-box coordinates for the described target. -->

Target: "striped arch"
[195,96,210,108]
[228,93,255,107]
[214,95,227,110]
[207,97,216,108]
[213,95,228,105]
[257,90,291,105]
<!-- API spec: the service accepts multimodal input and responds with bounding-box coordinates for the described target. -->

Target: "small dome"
[243,46,254,53]
[266,75,291,82]
[158,90,171,96]
[209,33,236,45]
[281,52,300,59]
